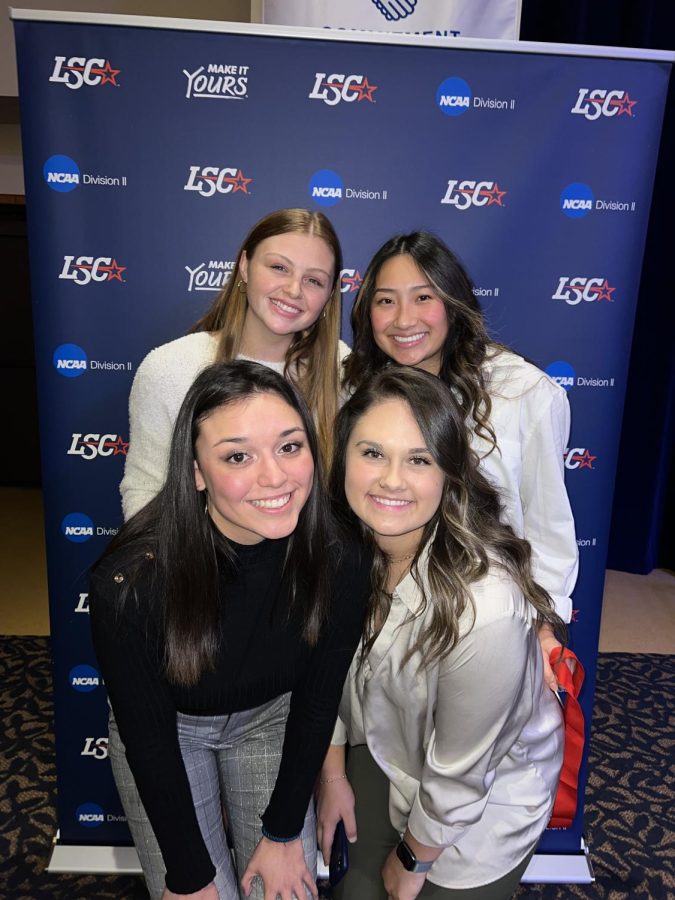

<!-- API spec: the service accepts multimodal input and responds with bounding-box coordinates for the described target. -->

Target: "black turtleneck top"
[89,536,370,894]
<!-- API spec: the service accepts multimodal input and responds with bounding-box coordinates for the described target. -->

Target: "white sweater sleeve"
[119,349,175,521]
[519,385,578,623]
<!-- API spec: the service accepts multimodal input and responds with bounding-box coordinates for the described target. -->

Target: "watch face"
[396,840,416,871]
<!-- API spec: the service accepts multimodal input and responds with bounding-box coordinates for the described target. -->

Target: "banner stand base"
[47,831,142,875]
[48,832,594,884]
[522,838,594,884]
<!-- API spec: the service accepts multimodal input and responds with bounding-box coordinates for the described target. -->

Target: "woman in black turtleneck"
[90,361,370,900]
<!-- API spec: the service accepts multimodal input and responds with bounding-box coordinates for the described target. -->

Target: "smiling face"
[370,253,449,375]
[193,391,315,545]
[344,397,445,557]
[239,232,335,357]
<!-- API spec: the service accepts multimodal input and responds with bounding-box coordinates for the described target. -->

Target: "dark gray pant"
[108,694,316,900]
[334,744,535,900]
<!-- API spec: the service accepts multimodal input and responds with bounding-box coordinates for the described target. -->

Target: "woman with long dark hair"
[91,361,370,900]
[121,207,347,520]
[318,367,565,899]
[343,231,578,687]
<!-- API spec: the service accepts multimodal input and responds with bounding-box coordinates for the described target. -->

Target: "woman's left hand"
[538,622,564,692]
[381,848,427,900]
[241,836,318,900]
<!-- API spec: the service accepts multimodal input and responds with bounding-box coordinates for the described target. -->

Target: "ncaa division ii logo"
[309,170,343,207]
[436,77,471,116]
[43,155,80,193]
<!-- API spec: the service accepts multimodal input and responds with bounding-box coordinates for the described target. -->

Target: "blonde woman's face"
[344,398,444,555]
[239,233,335,341]
[369,254,448,376]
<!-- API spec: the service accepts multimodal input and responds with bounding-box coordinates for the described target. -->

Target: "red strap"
[548,646,585,828]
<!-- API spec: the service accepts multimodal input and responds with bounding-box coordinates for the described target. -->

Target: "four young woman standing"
[93,213,578,899]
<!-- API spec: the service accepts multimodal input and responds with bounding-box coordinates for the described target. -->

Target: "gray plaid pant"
[108,693,317,899]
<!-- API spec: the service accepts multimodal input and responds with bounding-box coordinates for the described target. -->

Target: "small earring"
[237,279,247,294]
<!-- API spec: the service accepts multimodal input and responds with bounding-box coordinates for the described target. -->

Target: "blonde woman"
[121,208,347,519]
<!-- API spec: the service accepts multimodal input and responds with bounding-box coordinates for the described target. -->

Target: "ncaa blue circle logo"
[545,361,576,392]
[560,182,594,219]
[76,802,105,827]
[43,154,81,193]
[53,343,87,378]
[62,512,95,543]
[309,169,343,207]
[436,77,472,116]
[69,664,101,693]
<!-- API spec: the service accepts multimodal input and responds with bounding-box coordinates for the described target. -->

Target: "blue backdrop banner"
[12,10,672,879]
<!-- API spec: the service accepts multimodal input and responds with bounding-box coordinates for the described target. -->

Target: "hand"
[241,836,318,900]
[316,774,357,863]
[538,623,575,692]
[381,848,426,900]
[161,882,219,900]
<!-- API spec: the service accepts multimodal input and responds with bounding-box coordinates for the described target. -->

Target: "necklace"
[387,553,415,564]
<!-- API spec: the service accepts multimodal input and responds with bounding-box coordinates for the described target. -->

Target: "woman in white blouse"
[342,231,578,690]
[318,367,565,899]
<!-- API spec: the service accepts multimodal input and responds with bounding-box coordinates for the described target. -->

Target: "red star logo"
[484,183,507,206]
[615,92,637,116]
[109,436,129,456]
[229,169,252,194]
[94,60,120,86]
[594,279,615,302]
[101,259,126,282]
[341,271,363,293]
[577,449,597,469]
[353,77,378,102]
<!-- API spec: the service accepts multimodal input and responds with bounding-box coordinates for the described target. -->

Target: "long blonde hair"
[191,208,343,467]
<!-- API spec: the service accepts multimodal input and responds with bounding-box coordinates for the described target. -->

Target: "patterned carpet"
[0,638,673,899]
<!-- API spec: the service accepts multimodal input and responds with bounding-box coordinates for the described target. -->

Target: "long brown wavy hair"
[343,231,499,452]
[330,367,566,667]
[191,208,343,467]
[95,361,334,687]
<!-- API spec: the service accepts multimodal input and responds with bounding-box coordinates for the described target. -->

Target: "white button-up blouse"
[335,550,565,890]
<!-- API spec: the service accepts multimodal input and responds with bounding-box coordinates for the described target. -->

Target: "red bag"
[548,647,585,828]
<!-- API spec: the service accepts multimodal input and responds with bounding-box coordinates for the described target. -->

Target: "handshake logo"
[371,0,417,21]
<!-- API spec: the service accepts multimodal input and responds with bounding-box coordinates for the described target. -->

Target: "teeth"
[372,496,411,507]
[251,494,291,509]
[393,333,425,344]
[271,299,300,314]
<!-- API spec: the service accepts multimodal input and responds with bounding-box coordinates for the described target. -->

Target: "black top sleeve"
[89,562,216,894]
[260,541,372,837]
